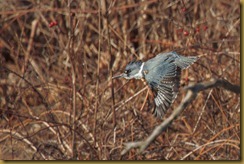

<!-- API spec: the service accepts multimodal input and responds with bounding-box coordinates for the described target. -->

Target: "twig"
[121,78,240,155]
[181,139,240,160]
[67,0,77,159]
[104,86,148,122]
[139,88,149,111]
[193,89,213,133]
[22,19,46,83]
[1,129,47,159]
[115,86,148,112]
[101,0,117,129]
[93,0,102,157]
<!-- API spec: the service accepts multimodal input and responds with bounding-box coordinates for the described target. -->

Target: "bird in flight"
[113,51,198,118]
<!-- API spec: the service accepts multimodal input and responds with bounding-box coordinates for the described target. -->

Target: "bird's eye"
[124,69,131,74]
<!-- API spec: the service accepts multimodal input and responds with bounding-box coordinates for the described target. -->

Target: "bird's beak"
[112,73,125,79]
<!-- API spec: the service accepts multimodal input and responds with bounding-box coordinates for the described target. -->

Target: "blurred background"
[0,0,240,160]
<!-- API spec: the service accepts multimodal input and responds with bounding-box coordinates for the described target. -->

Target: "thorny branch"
[121,78,240,155]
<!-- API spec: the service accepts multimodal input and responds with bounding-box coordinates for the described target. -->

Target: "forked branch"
[121,78,240,155]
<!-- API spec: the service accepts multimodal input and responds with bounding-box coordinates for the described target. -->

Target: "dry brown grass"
[0,0,240,160]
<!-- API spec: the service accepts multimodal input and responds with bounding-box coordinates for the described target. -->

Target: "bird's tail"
[175,55,198,69]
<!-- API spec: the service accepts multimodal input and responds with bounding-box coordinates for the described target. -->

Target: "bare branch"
[121,78,240,155]
[185,78,240,94]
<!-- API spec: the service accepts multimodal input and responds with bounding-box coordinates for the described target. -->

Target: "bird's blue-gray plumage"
[143,52,197,118]
[114,51,198,119]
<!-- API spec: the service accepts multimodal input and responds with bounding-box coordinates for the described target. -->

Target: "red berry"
[183,31,189,36]
[49,21,58,28]
[181,7,186,13]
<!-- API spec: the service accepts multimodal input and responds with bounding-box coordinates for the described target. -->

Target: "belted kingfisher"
[113,51,198,118]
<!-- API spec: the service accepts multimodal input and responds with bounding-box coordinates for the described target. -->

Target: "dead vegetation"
[0,0,240,160]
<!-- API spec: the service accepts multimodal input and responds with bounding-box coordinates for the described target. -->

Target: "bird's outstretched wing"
[144,58,181,118]
[143,52,197,118]
[152,67,181,118]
